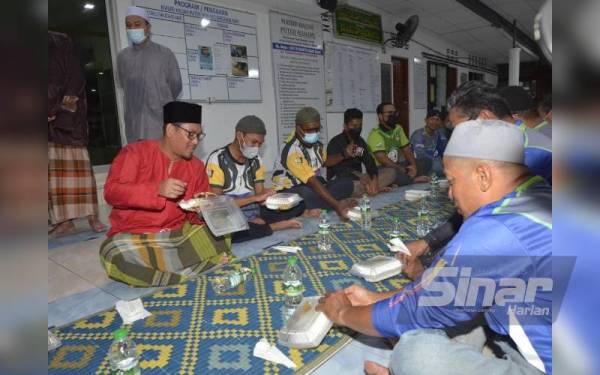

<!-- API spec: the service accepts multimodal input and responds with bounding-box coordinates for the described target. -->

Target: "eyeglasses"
[174,124,206,141]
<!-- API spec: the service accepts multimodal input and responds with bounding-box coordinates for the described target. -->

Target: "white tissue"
[253,338,297,369]
[115,298,152,325]
[388,237,411,255]
[272,245,302,254]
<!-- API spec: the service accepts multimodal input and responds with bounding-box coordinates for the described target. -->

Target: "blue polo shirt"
[372,176,552,373]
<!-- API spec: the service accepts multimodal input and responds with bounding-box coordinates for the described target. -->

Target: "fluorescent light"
[83,3,95,10]
[200,18,210,27]
[248,69,259,78]
[98,72,104,75]
[413,57,422,63]
[90,88,97,92]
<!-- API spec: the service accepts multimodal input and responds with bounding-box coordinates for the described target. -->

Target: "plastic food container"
[278,296,333,349]
[350,256,403,282]
[197,195,249,236]
[405,190,430,201]
[265,193,303,210]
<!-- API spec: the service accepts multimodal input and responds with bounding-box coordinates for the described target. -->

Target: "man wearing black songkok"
[99,101,234,287]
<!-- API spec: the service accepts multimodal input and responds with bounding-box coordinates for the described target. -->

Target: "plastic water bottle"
[283,256,303,307]
[212,267,253,294]
[430,172,439,198]
[416,198,431,237]
[389,215,401,241]
[318,209,332,252]
[108,328,140,375]
[360,193,372,229]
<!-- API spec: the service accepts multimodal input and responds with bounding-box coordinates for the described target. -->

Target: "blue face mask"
[303,132,319,144]
[127,28,147,44]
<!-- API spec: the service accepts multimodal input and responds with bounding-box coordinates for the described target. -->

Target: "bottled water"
[416,198,431,237]
[108,328,141,375]
[430,172,439,199]
[212,267,253,294]
[318,209,331,252]
[360,193,372,229]
[283,256,304,307]
[389,215,401,241]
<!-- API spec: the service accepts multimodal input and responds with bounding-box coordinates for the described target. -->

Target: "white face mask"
[239,135,260,159]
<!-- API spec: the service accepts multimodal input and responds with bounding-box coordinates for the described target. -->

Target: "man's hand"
[61,95,79,113]
[406,164,417,179]
[406,239,430,258]
[334,198,358,220]
[344,142,356,159]
[316,290,352,325]
[366,178,379,196]
[397,253,425,280]
[395,239,430,280]
[344,284,377,306]
[254,188,275,203]
[159,178,187,199]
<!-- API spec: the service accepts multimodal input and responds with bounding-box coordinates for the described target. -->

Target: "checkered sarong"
[48,142,98,224]
[100,221,233,287]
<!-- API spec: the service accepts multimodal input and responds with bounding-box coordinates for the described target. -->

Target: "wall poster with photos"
[132,0,262,102]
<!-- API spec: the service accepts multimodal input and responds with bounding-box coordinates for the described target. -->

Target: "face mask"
[347,127,362,140]
[386,113,400,128]
[303,132,319,144]
[238,135,260,159]
[241,145,259,159]
[127,28,147,44]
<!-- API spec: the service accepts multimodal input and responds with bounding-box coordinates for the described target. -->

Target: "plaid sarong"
[99,221,233,287]
[48,142,98,224]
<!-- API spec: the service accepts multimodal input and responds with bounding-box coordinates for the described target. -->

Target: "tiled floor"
[48,183,429,372]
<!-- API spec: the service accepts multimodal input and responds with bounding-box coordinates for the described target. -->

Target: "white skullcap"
[444,119,525,164]
[126,6,148,21]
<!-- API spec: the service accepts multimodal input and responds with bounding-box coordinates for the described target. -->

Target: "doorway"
[427,61,458,114]
[391,56,409,136]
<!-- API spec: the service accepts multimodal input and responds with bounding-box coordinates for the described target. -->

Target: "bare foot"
[303,208,321,218]
[364,360,390,375]
[413,175,430,183]
[249,217,266,225]
[269,219,302,232]
[48,220,77,238]
[87,215,106,232]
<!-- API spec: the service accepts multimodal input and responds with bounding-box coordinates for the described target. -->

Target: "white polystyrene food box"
[266,193,303,210]
[350,256,403,282]
[278,296,333,349]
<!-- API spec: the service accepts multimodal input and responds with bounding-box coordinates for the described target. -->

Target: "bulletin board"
[325,41,381,113]
[133,0,262,102]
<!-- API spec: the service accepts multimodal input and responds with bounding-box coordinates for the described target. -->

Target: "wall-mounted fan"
[383,15,419,51]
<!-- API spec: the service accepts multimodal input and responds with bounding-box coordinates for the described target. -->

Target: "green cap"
[288,256,297,265]
[295,106,321,125]
[113,327,128,340]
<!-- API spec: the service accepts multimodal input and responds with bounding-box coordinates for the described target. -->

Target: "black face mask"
[380,113,399,132]
[347,127,362,140]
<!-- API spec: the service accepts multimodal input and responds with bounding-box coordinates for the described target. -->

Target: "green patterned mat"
[48,197,454,374]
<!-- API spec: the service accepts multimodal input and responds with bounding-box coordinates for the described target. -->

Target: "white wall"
[107,0,497,174]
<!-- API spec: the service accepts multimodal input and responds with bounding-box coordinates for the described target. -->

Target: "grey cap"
[295,106,321,125]
[235,115,266,135]
[444,119,525,164]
